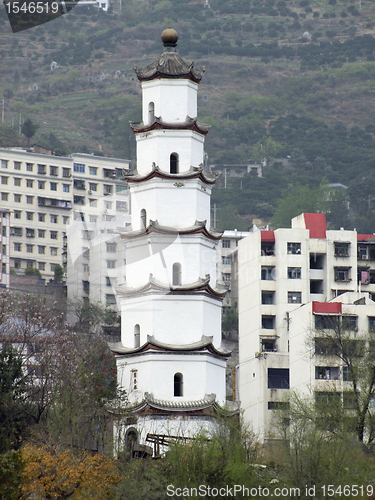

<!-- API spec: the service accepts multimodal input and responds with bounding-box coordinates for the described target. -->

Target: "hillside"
[1,0,375,230]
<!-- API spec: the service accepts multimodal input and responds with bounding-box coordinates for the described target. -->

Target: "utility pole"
[213,203,217,228]
[1,97,4,124]
[18,114,22,135]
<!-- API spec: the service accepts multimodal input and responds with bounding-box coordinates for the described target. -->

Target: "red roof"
[303,213,327,239]
[312,301,342,314]
[357,234,375,242]
[261,231,275,242]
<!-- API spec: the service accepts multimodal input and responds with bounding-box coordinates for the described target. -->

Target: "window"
[369,317,375,332]
[38,229,45,238]
[268,401,289,410]
[261,266,275,280]
[106,294,116,305]
[50,182,57,191]
[268,368,289,389]
[37,164,46,175]
[38,262,45,271]
[106,276,114,286]
[38,213,45,222]
[26,212,33,221]
[106,242,117,253]
[14,259,21,269]
[38,181,45,189]
[222,239,230,248]
[14,194,21,203]
[342,315,358,330]
[63,216,69,224]
[50,215,58,224]
[170,153,179,174]
[74,196,85,205]
[2,263,6,275]
[262,291,275,304]
[107,260,116,269]
[288,291,301,304]
[222,256,231,265]
[288,267,301,279]
[343,392,357,409]
[343,366,353,382]
[334,242,350,257]
[315,315,340,330]
[222,273,231,282]
[14,243,21,252]
[11,227,22,237]
[314,337,339,354]
[140,209,147,229]
[89,167,97,175]
[14,210,21,219]
[174,373,183,397]
[1,160,8,169]
[13,161,21,170]
[262,339,276,352]
[83,264,89,273]
[26,245,33,253]
[262,315,275,329]
[14,177,21,186]
[50,231,57,240]
[89,183,97,191]
[1,176,8,185]
[335,267,351,282]
[38,246,45,254]
[287,242,301,254]
[62,184,70,193]
[62,168,70,178]
[148,101,155,124]
[50,264,57,272]
[26,228,35,238]
[73,163,85,173]
[26,163,33,172]
[89,215,98,223]
[116,201,127,211]
[1,193,8,201]
[2,226,6,237]
[89,199,97,207]
[103,185,113,195]
[74,179,85,190]
[172,263,182,286]
[315,366,340,380]
[50,166,58,176]
[26,196,33,204]
[50,247,57,256]
[116,184,128,194]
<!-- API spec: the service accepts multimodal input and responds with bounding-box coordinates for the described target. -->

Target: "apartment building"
[0,210,11,288]
[216,229,250,307]
[238,213,375,440]
[0,148,130,306]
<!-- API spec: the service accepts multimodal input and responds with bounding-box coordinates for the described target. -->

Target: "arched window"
[170,153,179,174]
[172,262,182,286]
[125,428,138,453]
[174,372,183,397]
[134,324,140,348]
[140,209,147,229]
[148,102,154,124]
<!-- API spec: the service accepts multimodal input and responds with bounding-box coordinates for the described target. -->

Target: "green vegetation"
[24,266,42,279]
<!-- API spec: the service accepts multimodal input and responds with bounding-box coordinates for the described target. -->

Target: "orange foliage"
[20,443,121,499]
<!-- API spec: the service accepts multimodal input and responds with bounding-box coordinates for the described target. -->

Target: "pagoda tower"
[111,29,230,456]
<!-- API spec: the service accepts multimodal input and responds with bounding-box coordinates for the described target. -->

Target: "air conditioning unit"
[88,190,92,195]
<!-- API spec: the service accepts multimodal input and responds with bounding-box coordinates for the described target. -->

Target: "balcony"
[26,229,35,238]
[310,269,324,280]
[38,197,72,209]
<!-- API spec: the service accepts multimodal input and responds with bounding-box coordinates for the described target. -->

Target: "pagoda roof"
[130,116,211,135]
[110,334,230,358]
[123,164,218,184]
[114,274,226,300]
[118,219,223,241]
[134,51,205,84]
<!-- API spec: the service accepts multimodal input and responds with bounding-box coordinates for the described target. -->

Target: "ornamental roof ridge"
[114,273,226,300]
[109,334,231,357]
[143,392,216,410]
[118,219,223,240]
[122,165,218,184]
[129,116,211,135]
[134,51,205,83]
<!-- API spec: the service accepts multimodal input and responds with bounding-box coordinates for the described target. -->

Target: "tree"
[21,118,39,147]
[68,297,107,334]
[21,444,121,500]
[53,263,64,282]
[309,315,375,443]
[24,266,42,279]
[222,303,238,335]
[251,136,282,164]
[272,185,320,228]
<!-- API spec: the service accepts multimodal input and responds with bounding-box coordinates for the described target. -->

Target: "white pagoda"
[111,28,230,457]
